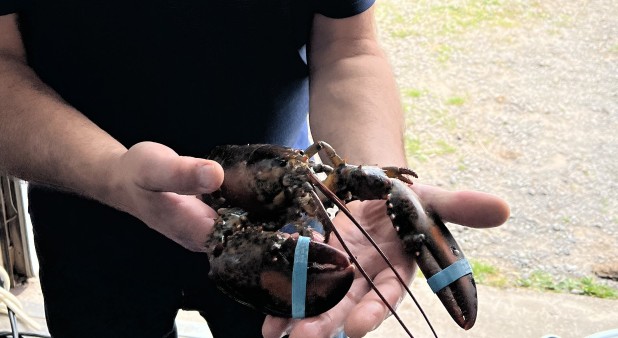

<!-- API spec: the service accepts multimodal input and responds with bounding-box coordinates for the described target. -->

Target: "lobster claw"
[208,230,355,318]
[387,180,478,330]
[416,214,478,330]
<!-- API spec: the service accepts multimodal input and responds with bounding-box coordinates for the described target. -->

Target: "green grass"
[405,137,423,159]
[456,159,468,171]
[428,0,524,32]
[392,29,415,39]
[403,88,425,99]
[428,108,459,131]
[445,96,466,106]
[403,109,459,161]
[377,0,545,39]
[436,140,457,154]
[470,260,509,287]
[401,88,460,161]
[405,137,457,161]
[517,271,618,299]
[435,44,455,63]
[417,260,618,299]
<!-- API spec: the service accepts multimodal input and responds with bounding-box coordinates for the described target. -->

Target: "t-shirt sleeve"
[0,0,26,15]
[314,0,376,19]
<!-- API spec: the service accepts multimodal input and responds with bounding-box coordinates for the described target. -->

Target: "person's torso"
[19,0,314,155]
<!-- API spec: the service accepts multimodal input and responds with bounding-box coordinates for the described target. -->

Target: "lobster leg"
[387,180,478,329]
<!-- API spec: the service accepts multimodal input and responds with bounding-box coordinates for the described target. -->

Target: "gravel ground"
[376,0,618,289]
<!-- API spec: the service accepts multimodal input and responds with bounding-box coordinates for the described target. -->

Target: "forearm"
[308,13,406,167]
[309,46,405,166]
[0,53,126,200]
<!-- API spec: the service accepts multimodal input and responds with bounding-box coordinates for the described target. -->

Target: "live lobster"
[202,141,477,337]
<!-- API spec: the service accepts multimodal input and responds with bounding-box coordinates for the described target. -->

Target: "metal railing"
[0,176,36,288]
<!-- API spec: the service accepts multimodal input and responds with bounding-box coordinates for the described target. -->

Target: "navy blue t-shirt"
[2,0,374,154]
[2,3,377,328]
[2,1,376,259]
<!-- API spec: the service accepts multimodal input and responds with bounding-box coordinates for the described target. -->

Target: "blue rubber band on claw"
[426,259,472,293]
[292,236,310,318]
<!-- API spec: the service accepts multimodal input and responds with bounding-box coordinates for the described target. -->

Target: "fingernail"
[199,164,221,191]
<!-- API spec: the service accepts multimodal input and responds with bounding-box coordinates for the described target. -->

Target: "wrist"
[88,146,131,212]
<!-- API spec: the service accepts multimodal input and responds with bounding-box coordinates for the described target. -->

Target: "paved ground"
[3,278,617,338]
[369,279,618,338]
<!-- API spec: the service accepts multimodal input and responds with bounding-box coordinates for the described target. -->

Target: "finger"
[141,191,218,252]
[344,264,414,338]
[287,298,347,338]
[287,277,373,338]
[262,316,294,338]
[411,184,510,228]
[289,268,410,338]
[129,142,224,194]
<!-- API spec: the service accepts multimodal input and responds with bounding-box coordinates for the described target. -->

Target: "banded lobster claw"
[203,142,480,336]
[387,180,478,330]
[205,208,355,318]
[308,141,478,330]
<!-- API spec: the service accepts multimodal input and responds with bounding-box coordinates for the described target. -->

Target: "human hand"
[106,141,224,252]
[262,183,509,338]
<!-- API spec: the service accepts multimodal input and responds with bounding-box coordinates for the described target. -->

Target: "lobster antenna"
[309,174,438,338]
[308,189,414,338]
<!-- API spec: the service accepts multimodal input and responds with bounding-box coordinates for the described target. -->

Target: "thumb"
[127,142,224,195]
[411,183,510,228]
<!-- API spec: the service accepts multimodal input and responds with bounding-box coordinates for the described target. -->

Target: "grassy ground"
[376,0,553,163]
[375,0,618,300]
[470,260,618,299]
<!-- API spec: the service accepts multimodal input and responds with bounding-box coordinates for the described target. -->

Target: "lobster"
[202,141,477,337]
